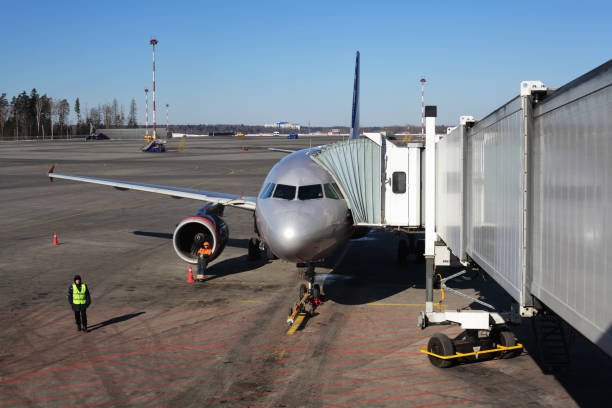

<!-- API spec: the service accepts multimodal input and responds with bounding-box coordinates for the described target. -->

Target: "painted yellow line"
[366,303,425,307]
[276,349,286,361]
[286,313,306,335]
[205,281,265,286]
[366,302,444,307]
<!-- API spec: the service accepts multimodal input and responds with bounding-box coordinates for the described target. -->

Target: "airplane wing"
[268,148,297,154]
[47,166,257,211]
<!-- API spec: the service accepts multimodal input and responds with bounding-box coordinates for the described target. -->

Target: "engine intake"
[173,204,229,264]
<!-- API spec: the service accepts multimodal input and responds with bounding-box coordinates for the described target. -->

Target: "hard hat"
[203,242,210,248]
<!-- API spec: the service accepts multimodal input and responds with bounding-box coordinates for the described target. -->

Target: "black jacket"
[68,283,91,311]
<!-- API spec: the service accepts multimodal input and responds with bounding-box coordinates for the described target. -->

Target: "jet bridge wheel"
[496,330,519,359]
[427,333,456,368]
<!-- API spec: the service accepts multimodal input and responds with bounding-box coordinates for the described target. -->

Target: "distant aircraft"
[48,52,362,299]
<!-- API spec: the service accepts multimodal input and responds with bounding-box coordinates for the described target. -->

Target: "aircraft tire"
[312,284,321,301]
[266,245,278,260]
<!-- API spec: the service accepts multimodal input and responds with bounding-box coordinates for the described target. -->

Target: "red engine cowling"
[172,207,229,264]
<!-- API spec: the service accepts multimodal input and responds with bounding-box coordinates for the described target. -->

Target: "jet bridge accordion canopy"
[311,138,382,225]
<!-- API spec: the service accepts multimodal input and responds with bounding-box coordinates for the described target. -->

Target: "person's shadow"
[88,312,145,332]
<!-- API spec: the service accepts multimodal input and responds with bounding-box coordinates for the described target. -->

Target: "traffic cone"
[53,232,58,246]
[186,265,195,283]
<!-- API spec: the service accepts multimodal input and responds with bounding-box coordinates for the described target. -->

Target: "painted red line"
[235,368,290,379]
[0,379,196,406]
[3,351,218,386]
[313,371,437,389]
[2,337,236,379]
[334,335,432,347]
[208,390,279,403]
[407,399,476,408]
[553,396,572,401]
[319,362,428,378]
[313,379,455,400]
[338,325,454,337]
[3,330,245,365]
[321,388,471,408]
[0,341,201,385]
[0,367,210,395]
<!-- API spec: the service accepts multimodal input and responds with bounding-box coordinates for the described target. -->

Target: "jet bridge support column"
[424,106,437,313]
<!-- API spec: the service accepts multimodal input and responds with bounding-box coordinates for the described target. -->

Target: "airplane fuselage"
[255,148,353,263]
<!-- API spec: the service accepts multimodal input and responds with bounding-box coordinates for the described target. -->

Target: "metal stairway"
[532,314,570,371]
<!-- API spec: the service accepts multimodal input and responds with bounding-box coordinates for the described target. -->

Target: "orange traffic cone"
[187,265,195,283]
[53,232,59,246]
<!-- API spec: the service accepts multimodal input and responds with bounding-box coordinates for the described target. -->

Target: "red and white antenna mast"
[150,38,158,140]
[165,103,169,136]
[420,77,426,139]
[144,88,149,138]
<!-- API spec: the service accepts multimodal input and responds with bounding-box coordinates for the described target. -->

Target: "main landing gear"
[287,263,322,327]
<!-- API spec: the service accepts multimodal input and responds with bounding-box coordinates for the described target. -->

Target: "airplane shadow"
[319,230,424,305]
[201,255,269,282]
[133,231,249,249]
[88,312,146,332]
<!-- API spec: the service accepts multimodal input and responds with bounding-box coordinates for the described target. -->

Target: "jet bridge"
[310,134,423,227]
[424,59,612,365]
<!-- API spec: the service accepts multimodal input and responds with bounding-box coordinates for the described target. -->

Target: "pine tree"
[75,97,81,133]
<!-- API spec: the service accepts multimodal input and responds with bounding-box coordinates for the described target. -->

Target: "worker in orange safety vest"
[197,242,213,281]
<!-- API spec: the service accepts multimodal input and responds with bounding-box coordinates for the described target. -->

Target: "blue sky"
[1,0,610,126]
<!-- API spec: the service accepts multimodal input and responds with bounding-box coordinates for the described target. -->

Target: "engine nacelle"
[173,204,229,264]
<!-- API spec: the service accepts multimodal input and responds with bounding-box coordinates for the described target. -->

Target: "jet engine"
[172,203,229,264]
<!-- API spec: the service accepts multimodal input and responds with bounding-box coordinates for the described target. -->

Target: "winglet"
[349,51,360,140]
[48,165,55,182]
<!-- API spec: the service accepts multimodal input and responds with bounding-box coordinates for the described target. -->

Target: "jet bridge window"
[392,172,406,194]
[259,182,275,199]
[298,184,323,200]
[273,184,296,200]
[324,183,339,199]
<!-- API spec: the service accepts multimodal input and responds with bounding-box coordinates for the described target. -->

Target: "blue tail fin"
[349,51,360,140]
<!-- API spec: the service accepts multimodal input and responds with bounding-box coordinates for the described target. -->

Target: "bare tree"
[48,98,55,140]
[0,93,8,139]
[74,97,81,133]
[103,103,112,128]
[35,97,44,138]
[128,98,137,128]
[120,104,125,127]
[111,98,119,127]
[57,99,70,137]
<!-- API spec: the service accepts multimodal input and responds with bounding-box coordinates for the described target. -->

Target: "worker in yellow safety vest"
[68,275,91,332]
[197,242,213,281]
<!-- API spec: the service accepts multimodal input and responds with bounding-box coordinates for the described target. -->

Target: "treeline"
[170,124,449,135]
[0,89,138,140]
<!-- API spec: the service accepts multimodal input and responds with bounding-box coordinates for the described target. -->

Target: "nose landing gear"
[287,263,323,330]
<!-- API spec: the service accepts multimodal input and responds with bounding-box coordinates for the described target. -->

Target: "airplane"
[48,51,363,300]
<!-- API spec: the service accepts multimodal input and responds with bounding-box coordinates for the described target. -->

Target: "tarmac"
[0,136,610,407]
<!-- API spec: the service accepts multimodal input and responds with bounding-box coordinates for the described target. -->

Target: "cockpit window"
[259,182,275,199]
[273,184,296,200]
[324,183,339,199]
[298,184,323,200]
[332,182,344,199]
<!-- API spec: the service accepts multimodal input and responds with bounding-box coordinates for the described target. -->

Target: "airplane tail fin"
[349,51,360,140]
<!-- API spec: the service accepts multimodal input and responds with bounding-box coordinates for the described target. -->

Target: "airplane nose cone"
[265,212,320,262]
